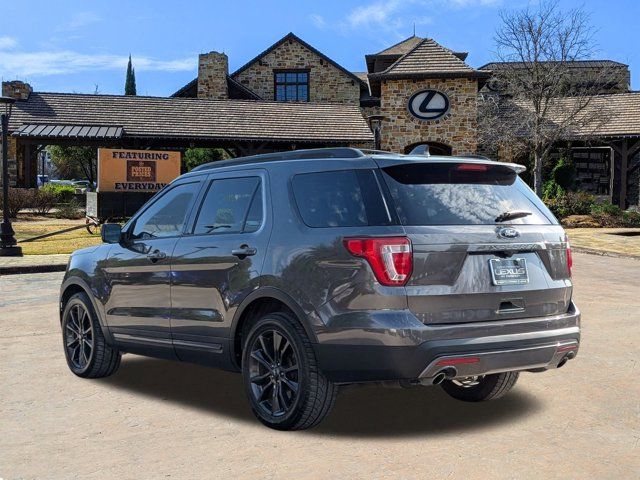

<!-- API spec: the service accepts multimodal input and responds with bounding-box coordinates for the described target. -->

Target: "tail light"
[565,235,573,277]
[343,237,412,286]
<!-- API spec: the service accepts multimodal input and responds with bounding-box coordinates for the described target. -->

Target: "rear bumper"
[315,303,580,383]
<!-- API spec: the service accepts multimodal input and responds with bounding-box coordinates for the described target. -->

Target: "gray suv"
[59,148,580,430]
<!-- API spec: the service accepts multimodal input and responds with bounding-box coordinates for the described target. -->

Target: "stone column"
[1,81,32,187]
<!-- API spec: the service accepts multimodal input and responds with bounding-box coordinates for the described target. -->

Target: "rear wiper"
[204,224,232,232]
[495,210,532,223]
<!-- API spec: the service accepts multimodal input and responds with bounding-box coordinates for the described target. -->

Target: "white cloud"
[0,50,196,77]
[309,13,326,28]
[0,36,17,50]
[346,0,403,28]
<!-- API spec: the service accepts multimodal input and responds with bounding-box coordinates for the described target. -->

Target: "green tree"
[183,148,228,171]
[48,146,97,184]
[125,55,137,96]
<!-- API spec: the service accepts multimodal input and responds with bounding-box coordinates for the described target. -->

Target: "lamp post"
[0,95,21,256]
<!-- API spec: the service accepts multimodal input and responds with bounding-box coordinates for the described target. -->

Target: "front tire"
[242,312,337,430]
[62,292,121,378]
[441,372,519,402]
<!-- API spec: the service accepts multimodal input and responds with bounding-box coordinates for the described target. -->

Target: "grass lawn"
[13,214,102,255]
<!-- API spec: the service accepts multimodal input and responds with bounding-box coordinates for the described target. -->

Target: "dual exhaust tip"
[432,367,457,385]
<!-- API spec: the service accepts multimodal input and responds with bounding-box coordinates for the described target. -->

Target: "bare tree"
[480,0,615,195]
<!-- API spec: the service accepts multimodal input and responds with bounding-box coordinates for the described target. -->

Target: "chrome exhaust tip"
[432,367,457,385]
[432,372,447,385]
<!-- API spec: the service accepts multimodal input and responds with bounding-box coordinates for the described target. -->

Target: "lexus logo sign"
[407,90,450,121]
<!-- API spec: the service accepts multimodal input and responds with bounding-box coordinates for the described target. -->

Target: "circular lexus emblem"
[498,227,520,239]
[407,90,450,120]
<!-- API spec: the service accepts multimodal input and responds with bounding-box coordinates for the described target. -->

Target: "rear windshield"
[381,163,556,226]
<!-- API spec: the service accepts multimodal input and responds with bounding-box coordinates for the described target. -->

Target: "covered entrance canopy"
[500,92,640,207]
[7,92,374,187]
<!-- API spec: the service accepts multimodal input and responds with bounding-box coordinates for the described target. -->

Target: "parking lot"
[1,252,638,479]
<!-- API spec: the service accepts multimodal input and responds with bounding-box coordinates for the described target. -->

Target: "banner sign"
[97,148,181,192]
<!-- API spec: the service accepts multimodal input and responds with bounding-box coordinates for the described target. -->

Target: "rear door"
[378,161,572,324]
[170,169,271,366]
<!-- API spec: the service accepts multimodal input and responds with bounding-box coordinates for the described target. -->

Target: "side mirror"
[101,223,122,244]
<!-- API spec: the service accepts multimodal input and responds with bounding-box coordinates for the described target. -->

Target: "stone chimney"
[2,80,32,100]
[197,52,228,100]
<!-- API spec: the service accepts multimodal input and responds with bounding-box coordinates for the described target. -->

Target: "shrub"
[32,188,57,215]
[0,188,34,218]
[552,156,576,190]
[544,191,596,219]
[42,183,76,203]
[542,179,564,201]
[590,202,622,216]
[54,198,83,219]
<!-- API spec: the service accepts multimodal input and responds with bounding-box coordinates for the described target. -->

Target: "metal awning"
[13,124,124,139]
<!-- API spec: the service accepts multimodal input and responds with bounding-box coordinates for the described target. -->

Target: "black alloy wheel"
[61,292,121,378]
[248,329,299,417]
[64,302,94,371]
[242,312,337,430]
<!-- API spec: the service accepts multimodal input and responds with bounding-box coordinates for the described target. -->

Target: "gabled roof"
[370,38,489,79]
[171,76,263,100]
[231,32,367,87]
[8,92,374,144]
[373,35,424,56]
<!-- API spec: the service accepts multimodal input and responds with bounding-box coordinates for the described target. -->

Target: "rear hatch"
[378,160,572,325]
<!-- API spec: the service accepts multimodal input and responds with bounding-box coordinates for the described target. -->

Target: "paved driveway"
[1,253,638,479]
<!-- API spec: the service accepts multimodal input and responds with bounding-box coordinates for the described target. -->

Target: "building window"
[275,71,309,102]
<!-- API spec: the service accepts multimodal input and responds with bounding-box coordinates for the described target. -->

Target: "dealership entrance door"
[404,141,452,156]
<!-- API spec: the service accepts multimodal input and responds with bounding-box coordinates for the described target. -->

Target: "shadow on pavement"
[100,355,542,438]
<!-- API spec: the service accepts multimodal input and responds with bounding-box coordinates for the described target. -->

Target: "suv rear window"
[381,163,556,226]
[292,170,392,228]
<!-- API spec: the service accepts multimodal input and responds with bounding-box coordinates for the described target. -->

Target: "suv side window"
[193,177,262,235]
[292,169,392,228]
[130,182,200,240]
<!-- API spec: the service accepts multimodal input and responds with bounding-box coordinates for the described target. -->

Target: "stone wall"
[233,39,360,104]
[379,77,478,155]
[197,52,228,100]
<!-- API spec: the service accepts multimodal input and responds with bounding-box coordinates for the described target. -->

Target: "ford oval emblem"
[498,227,520,239]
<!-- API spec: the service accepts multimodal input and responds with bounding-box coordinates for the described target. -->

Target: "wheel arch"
[60,277,113,343]
[230,287,318,369]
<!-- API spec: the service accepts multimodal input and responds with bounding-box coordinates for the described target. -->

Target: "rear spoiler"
[370,155,527,174]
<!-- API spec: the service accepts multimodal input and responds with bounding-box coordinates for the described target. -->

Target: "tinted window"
[194,177,261,234]
[382,163,555,226]
[292,170,392,228]
[131,182,199,239]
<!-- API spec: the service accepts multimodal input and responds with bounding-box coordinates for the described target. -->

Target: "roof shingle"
[8,92,374,144]
[371,38,489,79]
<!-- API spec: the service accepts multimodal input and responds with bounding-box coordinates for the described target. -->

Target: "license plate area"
[489,258,529,285]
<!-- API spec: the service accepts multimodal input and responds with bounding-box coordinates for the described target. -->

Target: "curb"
[572,247,640,261]
[0,263,68,276]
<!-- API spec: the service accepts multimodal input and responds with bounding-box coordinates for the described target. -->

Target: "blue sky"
[1,0,638,96]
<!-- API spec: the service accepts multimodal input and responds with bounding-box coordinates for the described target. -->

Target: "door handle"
[147,249,167,261]
[231,245,257,258]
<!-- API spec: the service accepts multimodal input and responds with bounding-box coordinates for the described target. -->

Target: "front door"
[103,180,202,357]
[170,171,270,367]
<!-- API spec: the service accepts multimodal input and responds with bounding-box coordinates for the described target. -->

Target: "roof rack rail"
[191,147,365,172]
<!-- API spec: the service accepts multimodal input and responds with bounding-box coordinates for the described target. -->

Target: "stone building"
[2,31,640,206]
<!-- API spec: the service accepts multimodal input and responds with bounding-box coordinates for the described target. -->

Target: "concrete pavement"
[0,253,638,479]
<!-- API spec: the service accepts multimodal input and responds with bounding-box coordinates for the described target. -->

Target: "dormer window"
[274,70,309,102]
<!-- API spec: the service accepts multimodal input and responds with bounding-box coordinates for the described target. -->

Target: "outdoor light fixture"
[368,115,385,151]
[0,95,22,256]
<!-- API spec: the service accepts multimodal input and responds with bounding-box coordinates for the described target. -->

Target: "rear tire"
[62,292,121,378]
[242,312,337,430]
[441,372,519,402]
